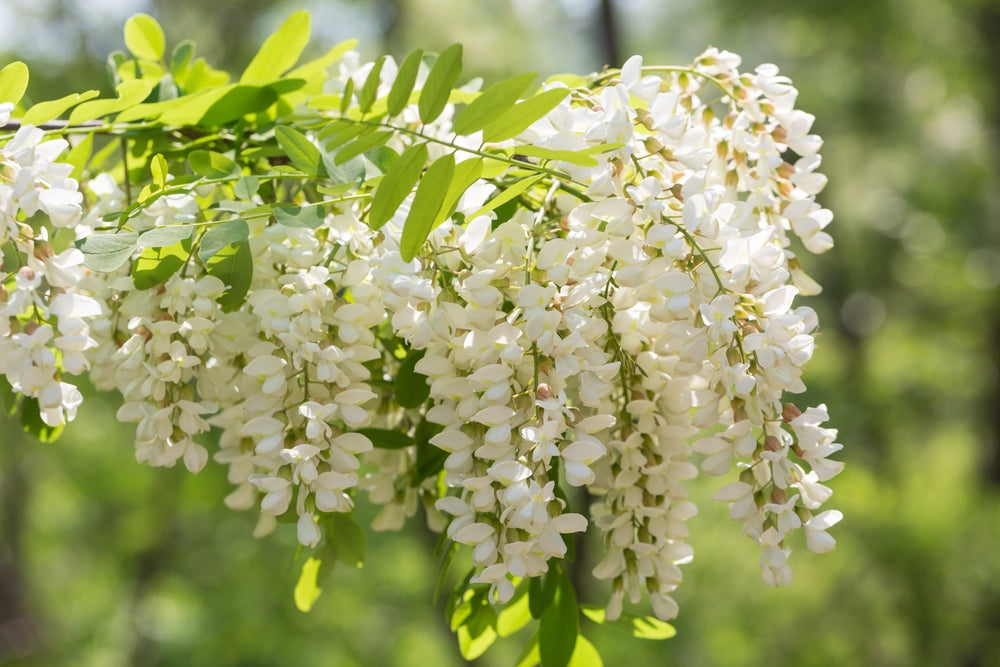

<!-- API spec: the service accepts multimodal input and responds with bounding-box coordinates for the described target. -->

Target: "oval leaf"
[468,173,545,221]
[189,149,240,180]
[124,14,165,61]
[368,142,428,229]
[482,87,570,143]
[294,557,323,612]
[205,240,252,311]
[399,153,455,262]
[241,10,310,83]
[334,129,393,166]
[68,79,152,125]
[387,48,422,117]
[21,90,100,126]
[273,203,325,229]
[539,572,578,667]
[358,55,387,114]
[77,232,139,272]
[138,225,193,249]
[132,239,190,290]
[394,349,430,408]
[418,44,462,125]
[276,125,324,177]
[0,61,29,106]
[198,219,249,261]
[453,71,536,136]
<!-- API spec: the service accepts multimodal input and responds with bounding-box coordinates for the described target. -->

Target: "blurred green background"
[3,0,1000,665]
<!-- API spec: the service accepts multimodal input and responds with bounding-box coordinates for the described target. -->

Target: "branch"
[0,119,104,132]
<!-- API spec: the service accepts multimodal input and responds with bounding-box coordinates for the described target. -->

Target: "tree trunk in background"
[597,0,621,68]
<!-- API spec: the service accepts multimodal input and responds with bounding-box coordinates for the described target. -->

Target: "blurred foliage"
[2,0,999,665]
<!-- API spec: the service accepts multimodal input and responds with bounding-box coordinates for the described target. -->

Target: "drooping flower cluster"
[1,39,842,626]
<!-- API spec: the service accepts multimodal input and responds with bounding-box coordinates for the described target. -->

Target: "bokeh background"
[2,0,1000,665]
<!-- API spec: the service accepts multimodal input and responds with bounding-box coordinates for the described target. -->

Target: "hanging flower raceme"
[0,11,843,663]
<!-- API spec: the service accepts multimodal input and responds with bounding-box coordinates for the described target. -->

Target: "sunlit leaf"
[205,240,252,311]
[368,142,427,229]
[241,10,311,83]
[123,13,165,61]
[497,589,533,638]
[568,635,603,667]
[387,48,422,117]
[20,90,100,126]
[468,173,545,221]
[482,88,570,143]
[0,61,29,106]
[294,557,323,612]
[358,55,387,113]
[453,71,536,136]
[419,44,462,125]
[189,150,240,180]
[400,153,455,261]
[334,130,393,166]
[132,239,190,290]
[137,225,193,249]
[68,79,152,125]
[580,606,677,640]
[276,125,324,177]
[513,145,599,167]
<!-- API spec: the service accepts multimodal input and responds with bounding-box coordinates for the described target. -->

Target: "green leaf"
[568,635,603,667]
[132,239,190,290]
[0,376,17,417]
[368,142,428,229]
[241,10,310,84]
[418,44,463,125]
[150,153,168,188]
[19,397,64,443]
[205,240,253,311]
[387,48,423,117]
[469,174,545,221]
[234,175,260,200]
[497,589,533,638]
[123,14,165,61]
[286,39,358,96]
[189,149,240,180]
[0,61,29,106]
[358,55,387,113]
[458,624,497,661]
[482,88,570,143]
[539,573,578,667]
[394,349,429,408]
[334,130,393,166]
[294,557,323,612]
[65,133,94,181]
[400,153,455,262]
[580,606,676,640]
[21,90,100,126]
[137,225,193,249]
[529,568,559,619]
[273,203,325,229]
[170,40,195,78]
[198,219,249,261]
[197,84,277,126]
[68,79,151,125]
[435,157,484,227]
[413,417,446,486]
[355,428,414,450]
[329,513,366,568]
[77,232,139,272]
[275,125,324,177]
[516,632,541,667]
[453,72,536,136]
[340,77,355,115]
[513,145,599,167]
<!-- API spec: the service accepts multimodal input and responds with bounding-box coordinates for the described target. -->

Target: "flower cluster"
[1,125,93,428]
[1,41,842,626]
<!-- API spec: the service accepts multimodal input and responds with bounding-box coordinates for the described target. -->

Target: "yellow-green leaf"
[189,149,240,180]
[368,142,428,229]
[418,44,462,125]
[21,90,100,126]
[241,10,310,84]
[453,71,536,136]
[124,14,165,61]
[68,80,151,125]
[294,557,323,612]
[358,55,387,114]
[387,48,422,117]
[0,61,29,106]
[482,88,570,143]
[275,125,324,177]
[512,145,599,167]
[400,153,455,262]
[468,173,545,221]
[568,635,603,667]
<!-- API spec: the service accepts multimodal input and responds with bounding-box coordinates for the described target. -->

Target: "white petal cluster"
[1,46,842,624]
[0,126,91,427]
